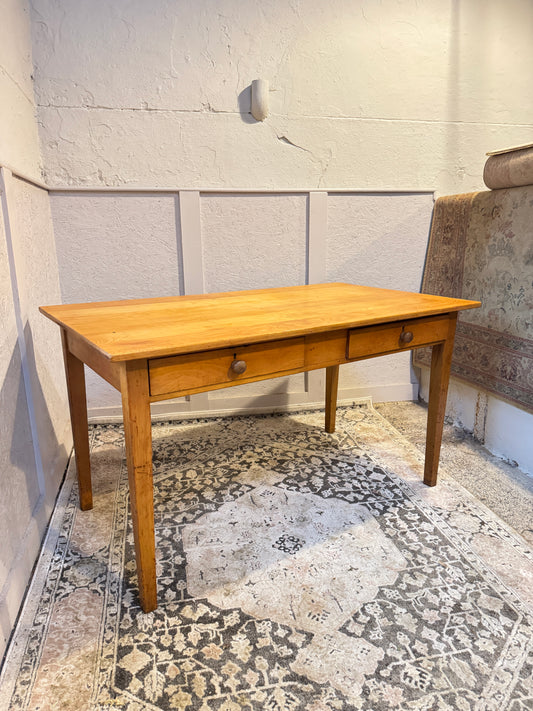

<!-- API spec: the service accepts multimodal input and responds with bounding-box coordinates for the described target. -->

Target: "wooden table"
[40,283,480,612]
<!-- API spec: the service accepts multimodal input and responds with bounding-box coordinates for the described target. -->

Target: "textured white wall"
[49,189,434,417]
[0,0,70,660]
[201,193,308,401]
[51,194,181,303]
[28,0,533,461]
[201,194,308,292]
[326,193,431,398]
[50,193,182,410]
[29,0,533,194]
[0,0,43,180]
[0,203,40,633]
[419,371,533,475]
[9,178,71,476]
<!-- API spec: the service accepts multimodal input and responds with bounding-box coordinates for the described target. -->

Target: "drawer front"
[149,337,305,396]
[347,315,449,360]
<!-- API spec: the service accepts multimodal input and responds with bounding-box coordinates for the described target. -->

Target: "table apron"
[67,330,121,390]
[146,314,452,402]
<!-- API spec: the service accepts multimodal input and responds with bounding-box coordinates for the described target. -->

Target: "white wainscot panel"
[327,193,433,402]
[0,338,39,587]
[85,369,121,412]
[11,179,71,489]
[201,193,307,292]
[209,374,306,400]
[326,193,433,290]
[50,194,181,303]
[50,193,181,411]
[339,352,418,402]
[85,367,188,421]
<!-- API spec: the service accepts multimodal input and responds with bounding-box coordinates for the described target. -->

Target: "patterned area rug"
[414,185,533,411]
[0,405,532,710]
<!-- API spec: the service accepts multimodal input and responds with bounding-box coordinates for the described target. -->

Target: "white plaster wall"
[202,194,307,292]
[0,0,70,661]
[419,370,533,475]
[484,399,533,474]
[0,204,40,652]
[9,177,71,486]
[326,193,432,398]
[0,175,72,660]
[51,194,181,303]
[0,0,43,181]
[50,193,181,410]
[202,193,307,400]
[49,190,434,417]
[29,0,533,194]
[31,0,533,467]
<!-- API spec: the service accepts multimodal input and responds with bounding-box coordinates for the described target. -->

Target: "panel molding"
[49,188,431,421]
[307,190,328,284]
[177,190,209,411]
[178,190,204,295]
[307,191,328,402]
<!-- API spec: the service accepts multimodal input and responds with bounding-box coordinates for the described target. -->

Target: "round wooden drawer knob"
[231,359,247,374]
[400,330,414,344]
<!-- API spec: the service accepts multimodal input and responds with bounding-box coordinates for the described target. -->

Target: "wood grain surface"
[40,283,480,362]
[149,337,305,397]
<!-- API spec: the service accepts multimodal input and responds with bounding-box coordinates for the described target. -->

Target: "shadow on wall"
[1,340,39,521]
[238,85,257,124]
[0,340,38,650]
[23,322,69,477]
[1,322,70,646]
[1,330,69,530]
[151,379,302,422]
[213,379,297,417]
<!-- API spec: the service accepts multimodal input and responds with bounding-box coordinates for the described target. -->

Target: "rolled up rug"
[414,184,533,412]
[483,142,533,189]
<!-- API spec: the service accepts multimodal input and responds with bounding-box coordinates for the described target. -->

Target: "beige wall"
[0,0,42,180]
[28,0,533,472]
[1,0,531,661]
[49,190,434,418]
[29,0,533,194]
[0,0,71,661]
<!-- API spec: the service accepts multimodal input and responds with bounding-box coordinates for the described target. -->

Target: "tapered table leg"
[325,365,340,433]
[424,314,457,486]
[61,329,93,510]
[120,360,157,612]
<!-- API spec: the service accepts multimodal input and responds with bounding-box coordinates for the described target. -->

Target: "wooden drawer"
[347,315,449,361]
[149,337,305,397]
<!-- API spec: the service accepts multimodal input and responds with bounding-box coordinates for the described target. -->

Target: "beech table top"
[40,283,481,362]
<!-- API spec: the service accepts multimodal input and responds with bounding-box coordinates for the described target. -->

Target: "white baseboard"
[88,382,418,424]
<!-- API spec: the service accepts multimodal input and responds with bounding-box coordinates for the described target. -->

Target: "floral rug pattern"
[414,185,533,411]
[0,405,532,710]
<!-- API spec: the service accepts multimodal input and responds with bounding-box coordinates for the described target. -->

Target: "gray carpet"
[0,404,532,710]
[376,401,533,545]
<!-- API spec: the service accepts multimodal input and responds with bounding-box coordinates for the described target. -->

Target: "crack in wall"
[277,135,313,153]
[275,133,333,189]
[35,104,533,129]
[37,103,242,115]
